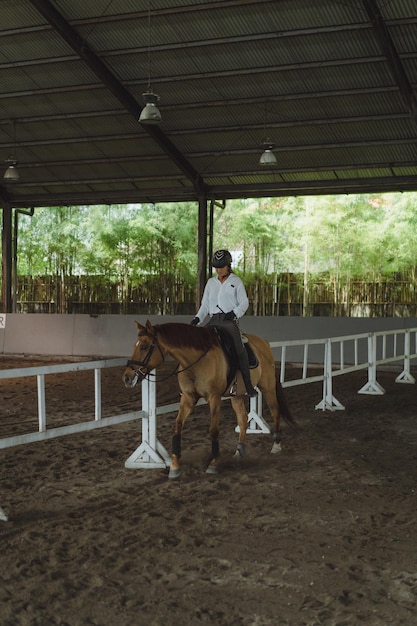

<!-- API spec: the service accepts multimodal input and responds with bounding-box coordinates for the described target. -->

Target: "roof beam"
[362,0,417,122]
[28,0,205,195]
[1,111,412,152]
[1,1,277,37]
[207,178,417,198]
[3,53,417,99]
[0,86,409,128]
[6,175,417,210]
[3,12,417,46]
[20,166,417,184]
[10,155,417,189]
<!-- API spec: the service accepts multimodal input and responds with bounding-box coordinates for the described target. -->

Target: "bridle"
[126,329,165,383]
[126,326,213,384]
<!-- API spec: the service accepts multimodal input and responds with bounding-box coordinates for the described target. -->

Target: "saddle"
[213,326,259,394]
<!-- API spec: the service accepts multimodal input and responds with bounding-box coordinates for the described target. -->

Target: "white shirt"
[195,273,249,323]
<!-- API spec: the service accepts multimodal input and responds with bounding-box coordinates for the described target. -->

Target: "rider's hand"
[190,317,200,326]
[224,311,236,321]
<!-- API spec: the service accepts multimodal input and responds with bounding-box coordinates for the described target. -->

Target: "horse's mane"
[155,323,219,352]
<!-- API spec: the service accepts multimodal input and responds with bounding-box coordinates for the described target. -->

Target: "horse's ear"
[145,319,154,334]
[135,320,145,332]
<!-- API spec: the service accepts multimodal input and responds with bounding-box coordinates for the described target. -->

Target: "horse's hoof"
[234,443,245,459]
[206,465,218,475]
[271,441,282,454]
[168,468,181,479]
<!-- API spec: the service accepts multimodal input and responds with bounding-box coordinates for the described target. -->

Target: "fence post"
[358,333,385,395]
[235,388,270,434]
[94,368,101,421]
[37,374,46,432]
[125,372,171,469]
[315,338,344,411]
[395,329,416,384]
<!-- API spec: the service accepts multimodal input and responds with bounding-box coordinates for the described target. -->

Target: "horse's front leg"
[169,392,196,480]
[231,397,249,459]
[205,396,222,475]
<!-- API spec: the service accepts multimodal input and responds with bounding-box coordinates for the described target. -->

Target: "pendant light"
[4,120,20,181]
[259,138,277,166]
[139,1,161,125]
[259,103,277,166]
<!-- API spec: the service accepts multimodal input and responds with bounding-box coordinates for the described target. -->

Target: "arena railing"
[1,328,417,519]
[0,358,134,451]
[125,327,417,469]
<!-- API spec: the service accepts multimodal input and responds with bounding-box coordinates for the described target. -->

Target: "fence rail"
[126,327,417,468]
[0,358,139,450]
[1,327,416,518]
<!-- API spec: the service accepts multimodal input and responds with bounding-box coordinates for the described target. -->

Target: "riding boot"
[237,350,257,397]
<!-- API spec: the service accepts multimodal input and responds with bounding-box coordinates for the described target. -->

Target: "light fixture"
[139,1,161,125]
[258,101,277,166]
[3,120,20,181]
[4,157,20,181]
[139,91,161,125]
[259,138,277,166]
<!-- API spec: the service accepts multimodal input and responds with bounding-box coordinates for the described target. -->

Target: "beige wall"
[0,314,416,362]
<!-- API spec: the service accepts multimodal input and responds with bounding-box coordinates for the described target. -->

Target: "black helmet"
[212,249,232,268]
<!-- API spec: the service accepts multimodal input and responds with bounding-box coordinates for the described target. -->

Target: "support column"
[1,202,12,313]
[197,195,208,306]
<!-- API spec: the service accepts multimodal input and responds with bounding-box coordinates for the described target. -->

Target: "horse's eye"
[141,344,149,351]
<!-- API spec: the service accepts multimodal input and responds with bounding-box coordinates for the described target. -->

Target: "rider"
[190,249,257,397]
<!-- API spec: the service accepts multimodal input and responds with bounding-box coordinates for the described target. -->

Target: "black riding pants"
[207,313,245,358]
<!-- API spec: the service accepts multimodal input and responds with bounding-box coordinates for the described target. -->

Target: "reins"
[176,346,212,374]
[136,362,180,383]
[126,328,213,382]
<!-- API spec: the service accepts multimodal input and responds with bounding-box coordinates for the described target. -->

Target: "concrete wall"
[0,314,416,361]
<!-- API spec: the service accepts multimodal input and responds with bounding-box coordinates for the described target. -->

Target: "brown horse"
[123,320,297,478]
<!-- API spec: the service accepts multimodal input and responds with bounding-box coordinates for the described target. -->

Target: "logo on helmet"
[212,249,232,268]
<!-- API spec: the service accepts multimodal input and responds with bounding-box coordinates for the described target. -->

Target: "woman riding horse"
[123,320,297,478]
[191,249,257,398]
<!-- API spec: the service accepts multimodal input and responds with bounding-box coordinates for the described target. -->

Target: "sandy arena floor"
[0,356,416,626]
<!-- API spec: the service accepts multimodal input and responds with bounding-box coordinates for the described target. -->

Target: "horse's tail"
[275,370,299,432]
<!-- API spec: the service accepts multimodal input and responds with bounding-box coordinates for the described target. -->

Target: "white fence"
[0,358,138,450]
[125,327,417,469]
[272,327,416,411]
[1,327,417,520]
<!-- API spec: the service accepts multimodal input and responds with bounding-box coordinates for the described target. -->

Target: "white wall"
[1,314,416,361]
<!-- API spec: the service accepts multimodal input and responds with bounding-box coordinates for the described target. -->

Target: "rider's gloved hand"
[190,317,200,326]
[224,311,236,321]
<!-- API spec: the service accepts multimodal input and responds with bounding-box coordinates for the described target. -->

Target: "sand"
[0,357,416,626]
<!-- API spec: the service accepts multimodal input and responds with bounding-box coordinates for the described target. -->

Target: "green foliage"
[13,192,417,314]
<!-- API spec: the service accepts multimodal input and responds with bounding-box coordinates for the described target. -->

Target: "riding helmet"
[212,249,232,268]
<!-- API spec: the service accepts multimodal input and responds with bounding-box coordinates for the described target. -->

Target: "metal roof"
[1,0,417,208]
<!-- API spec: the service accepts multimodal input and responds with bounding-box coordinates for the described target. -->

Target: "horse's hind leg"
[259,374,283,454]
[231,397,249,459]
[169,393,196,479]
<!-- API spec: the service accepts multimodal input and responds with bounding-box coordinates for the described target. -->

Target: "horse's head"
[123,320,165,388]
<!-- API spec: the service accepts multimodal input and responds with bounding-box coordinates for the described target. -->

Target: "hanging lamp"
[3,120,20,181]
[4,158,20,181]
[259,102,277,166]
[139,1,161,125]
[259,138,277,166]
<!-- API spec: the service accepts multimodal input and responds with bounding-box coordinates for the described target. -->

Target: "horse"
[123,320,297,478]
